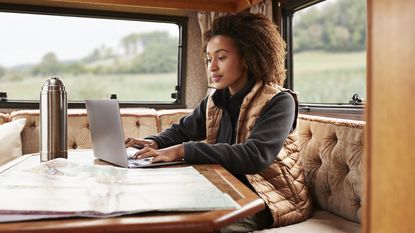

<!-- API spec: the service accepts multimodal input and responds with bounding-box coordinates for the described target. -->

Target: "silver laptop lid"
[85,99,129,167]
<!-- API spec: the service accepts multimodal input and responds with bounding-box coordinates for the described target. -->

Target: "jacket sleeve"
[145,97,208,148]
[183,92,295,175]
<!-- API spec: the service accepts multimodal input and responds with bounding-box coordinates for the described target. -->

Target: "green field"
[1,73,177,102]
[293,51,366,103]
[1,51,365,103]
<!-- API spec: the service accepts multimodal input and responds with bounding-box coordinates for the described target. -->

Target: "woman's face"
[206,35,248,95]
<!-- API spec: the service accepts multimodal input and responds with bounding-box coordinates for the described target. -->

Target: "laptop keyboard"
[128,157,153,166]
[126,147,154,166]
[126,147,139,157]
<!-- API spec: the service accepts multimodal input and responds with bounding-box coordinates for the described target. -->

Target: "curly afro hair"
[203,12,287,87]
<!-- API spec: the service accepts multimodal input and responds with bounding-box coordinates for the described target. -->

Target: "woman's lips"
[211,75,222,83]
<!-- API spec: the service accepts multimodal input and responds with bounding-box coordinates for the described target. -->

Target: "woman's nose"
[209,60,218,71]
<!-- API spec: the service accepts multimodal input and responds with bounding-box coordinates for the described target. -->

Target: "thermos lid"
[41,77,66,91]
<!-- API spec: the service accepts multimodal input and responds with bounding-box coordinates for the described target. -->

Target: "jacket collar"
[211,78,256,109]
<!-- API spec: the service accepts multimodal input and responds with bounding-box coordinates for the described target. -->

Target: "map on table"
[0,159,239,220]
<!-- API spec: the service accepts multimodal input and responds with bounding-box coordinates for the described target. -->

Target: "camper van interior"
[0,0,414,232]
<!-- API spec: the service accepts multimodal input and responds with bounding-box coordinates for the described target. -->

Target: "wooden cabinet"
[365,0,415,232]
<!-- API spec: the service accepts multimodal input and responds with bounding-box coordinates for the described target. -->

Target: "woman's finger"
[125,138,139,147]
[134,146,151,155]
[125,138,146,149]
[133,147,155,159]
[152,155,164,163]
[124,137,133,144]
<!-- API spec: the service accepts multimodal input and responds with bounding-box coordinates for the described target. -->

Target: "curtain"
[197,12,228,45]
[249,0,273,19]
[197,0,273,38]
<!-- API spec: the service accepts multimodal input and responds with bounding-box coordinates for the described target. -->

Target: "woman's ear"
[243,60,248,71]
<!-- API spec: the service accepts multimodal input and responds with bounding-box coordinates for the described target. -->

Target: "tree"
[0,66,5,78]
[293,0,366,52]
[80,31,178,74]
[65,62,87,75]
[31,52,63,76]
[120,34,140,55]
[130,31,178,73]
[83,45,114,63]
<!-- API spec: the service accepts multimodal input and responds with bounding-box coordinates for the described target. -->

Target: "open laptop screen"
[85,99,129,167]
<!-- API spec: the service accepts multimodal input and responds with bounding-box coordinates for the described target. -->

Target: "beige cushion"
[10,108,161,154]
[9,110,39,155]
[298,115,364,223]
[0,112,8,125]
[0,118,26,165]
[255,209,360,233]
[120,108,159,137]
[157,109,193,132]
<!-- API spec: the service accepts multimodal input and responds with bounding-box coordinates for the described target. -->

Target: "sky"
[0,12,179,68]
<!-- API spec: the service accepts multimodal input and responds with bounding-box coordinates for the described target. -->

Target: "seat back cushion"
[0,118,26,165]
[298,114,364,223]
[10,109,160,154]
[0,113,8,125]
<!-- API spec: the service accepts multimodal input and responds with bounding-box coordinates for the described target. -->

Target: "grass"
[293,50,366,103]
[1,73,177,102]
[1,51,366,104]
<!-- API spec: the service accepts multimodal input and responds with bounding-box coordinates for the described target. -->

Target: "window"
[283,0,366,105]
[0,6,186,107]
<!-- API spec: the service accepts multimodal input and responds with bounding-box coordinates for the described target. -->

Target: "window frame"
[0,3,187,109]
[281,0,365,118]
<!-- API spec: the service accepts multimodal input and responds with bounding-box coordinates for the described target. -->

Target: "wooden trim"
[363,0,373,232]
[299,114,365,128]
[0,0,261,12]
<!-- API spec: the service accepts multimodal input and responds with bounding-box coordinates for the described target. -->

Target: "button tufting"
[136,121,140,127]
[326,188,332,196]
[315,155,322,166]
[355,198,361,207]
[344,164,350,174]
[30,122,36,128]
[86,123,89,129]
[72,143,78,149]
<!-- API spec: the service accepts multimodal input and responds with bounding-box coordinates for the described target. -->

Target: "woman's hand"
[124,138,159,150]
[132,144,184,163]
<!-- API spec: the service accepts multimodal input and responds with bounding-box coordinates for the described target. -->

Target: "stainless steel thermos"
[39,77,67,162]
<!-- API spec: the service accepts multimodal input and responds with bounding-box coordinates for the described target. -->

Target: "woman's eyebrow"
[213,48,228,54]
[207,48,228,55]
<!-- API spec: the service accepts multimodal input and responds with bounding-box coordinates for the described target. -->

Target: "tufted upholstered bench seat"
[257,114,363,233]
[5,108,192,155]
[1,110,363,232]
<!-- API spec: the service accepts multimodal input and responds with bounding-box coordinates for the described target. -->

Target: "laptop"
[85,99,185,168]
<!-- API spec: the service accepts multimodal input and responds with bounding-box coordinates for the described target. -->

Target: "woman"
[125,12,311,232]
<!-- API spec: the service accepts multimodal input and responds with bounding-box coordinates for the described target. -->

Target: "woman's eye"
[206,58,212,63]
[218,56,226,61]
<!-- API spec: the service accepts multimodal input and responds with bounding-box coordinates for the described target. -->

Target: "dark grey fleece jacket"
[146,81,295,184]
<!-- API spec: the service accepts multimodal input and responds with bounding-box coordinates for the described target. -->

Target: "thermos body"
[39,77,68,162]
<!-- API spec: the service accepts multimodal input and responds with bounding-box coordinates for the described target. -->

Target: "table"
[0,150,265,233]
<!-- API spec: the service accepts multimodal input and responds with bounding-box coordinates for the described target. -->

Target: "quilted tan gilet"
[206,81,312,227]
